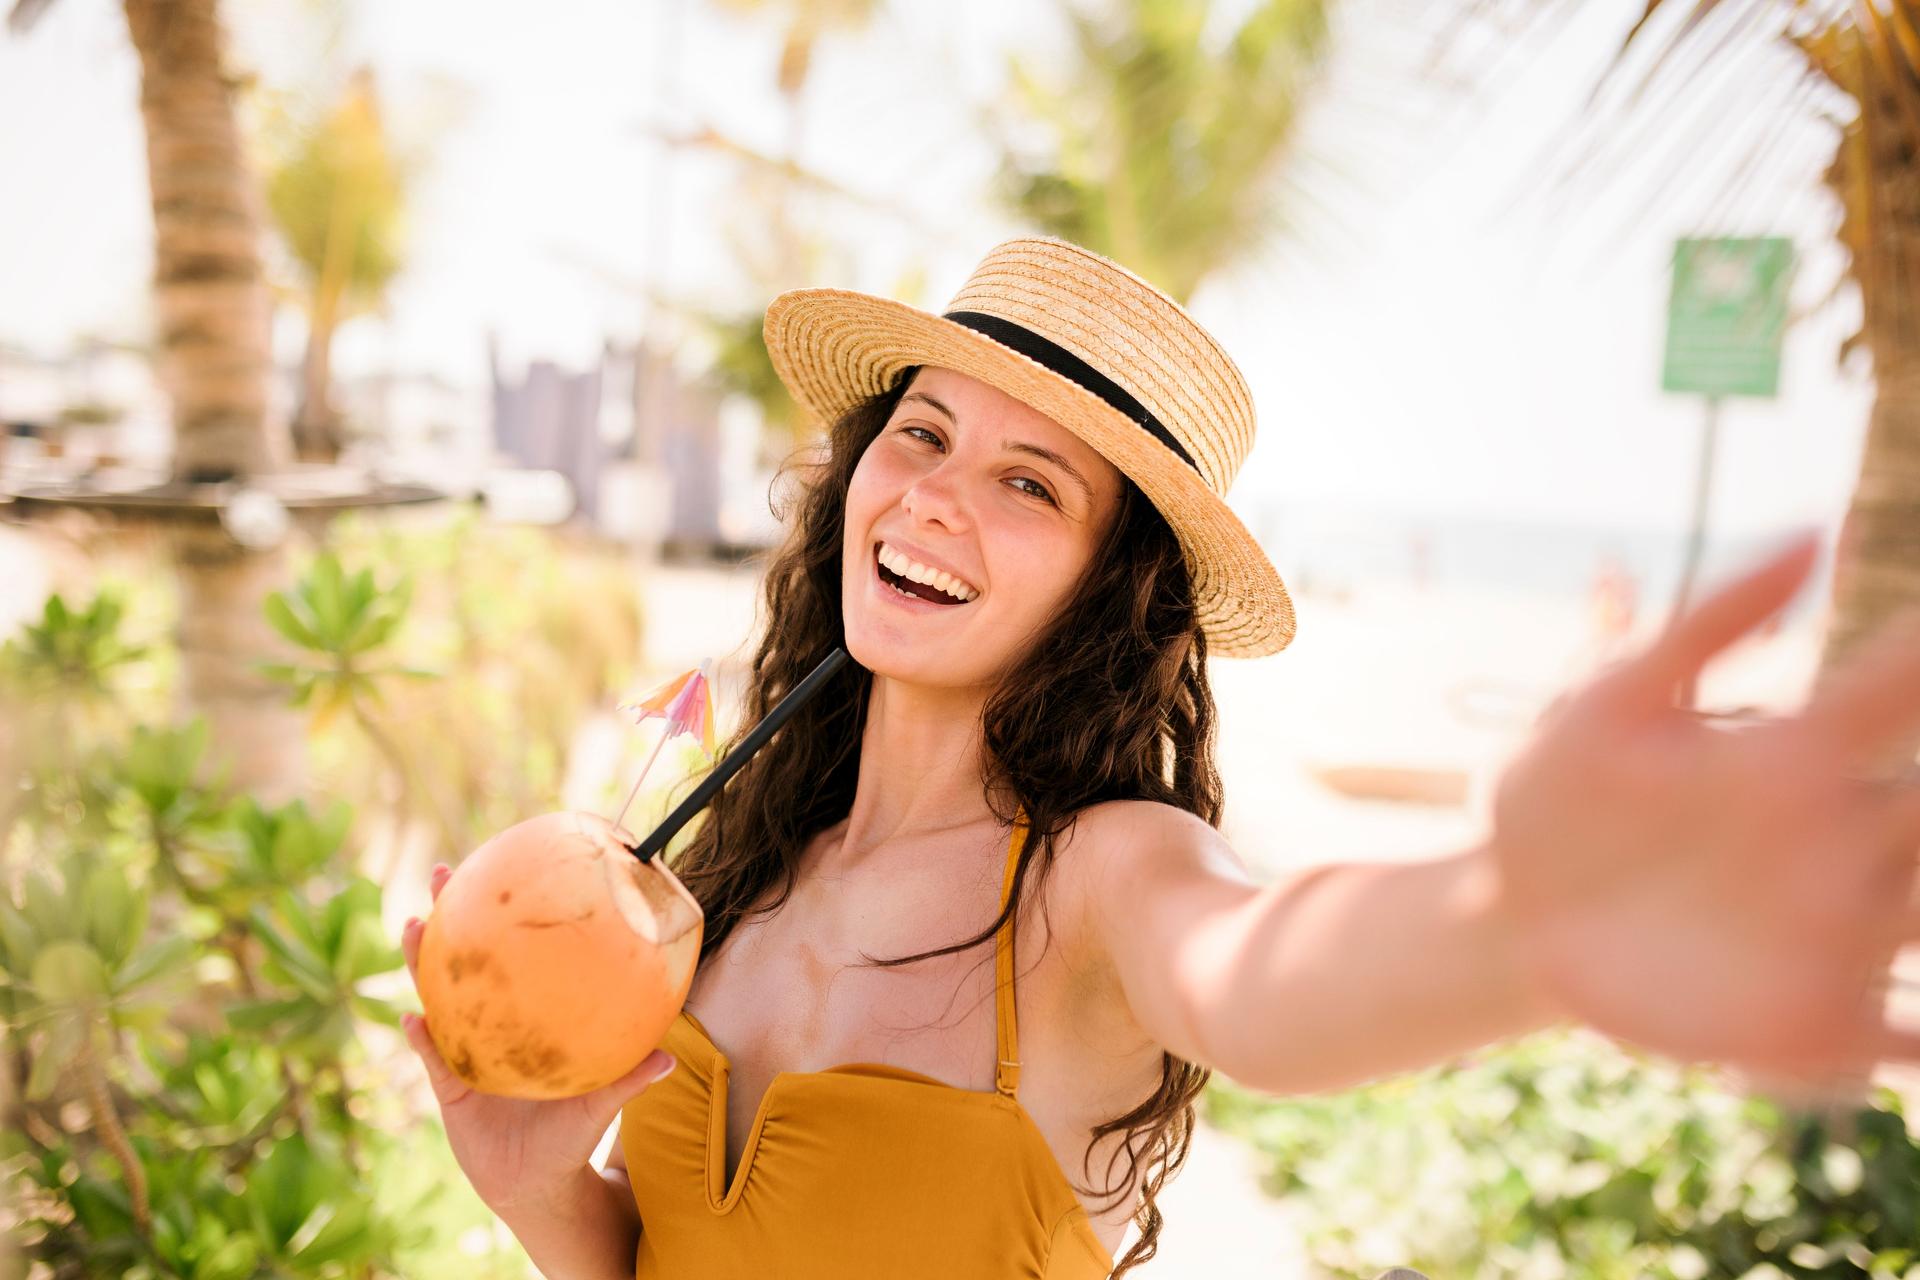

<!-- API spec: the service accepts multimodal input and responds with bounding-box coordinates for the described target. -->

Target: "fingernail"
[401,1013,417,1031]
[405,916,420,931]
[651,1054,677,1082]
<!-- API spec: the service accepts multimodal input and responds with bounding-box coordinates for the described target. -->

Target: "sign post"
[1659,236,1793,708]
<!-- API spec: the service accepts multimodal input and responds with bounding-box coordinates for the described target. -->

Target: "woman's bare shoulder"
[1049,800,1227,974]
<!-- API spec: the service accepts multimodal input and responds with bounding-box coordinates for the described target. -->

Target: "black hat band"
[942,310,1200,475]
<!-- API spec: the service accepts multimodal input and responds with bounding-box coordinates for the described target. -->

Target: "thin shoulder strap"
[993,810,1026,1099]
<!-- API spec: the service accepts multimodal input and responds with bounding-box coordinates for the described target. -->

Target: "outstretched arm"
[1087,533,1920,1104]
[1078,804,1562,1098]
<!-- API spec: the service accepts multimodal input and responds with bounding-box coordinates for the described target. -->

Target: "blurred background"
[4,0,1920,1276]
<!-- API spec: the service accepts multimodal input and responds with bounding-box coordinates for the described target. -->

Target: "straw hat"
[762,235,1297,658]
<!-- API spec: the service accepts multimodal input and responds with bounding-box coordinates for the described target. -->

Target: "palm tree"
[9,0,288,480]
[5,0,437,801]
[1446,0,1920,770]
[989,0,1336,304]
[264,65,410,464]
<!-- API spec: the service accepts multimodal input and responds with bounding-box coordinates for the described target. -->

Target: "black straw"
[625,647,853,863]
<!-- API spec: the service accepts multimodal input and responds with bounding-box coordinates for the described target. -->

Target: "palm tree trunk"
[292,308,342,463]
[1820,360,1920,772]
[122,0,308,802]
[167,524,309,804]
[291,156,363,464]
[1813,56,1920,781]
[122,0,289,482]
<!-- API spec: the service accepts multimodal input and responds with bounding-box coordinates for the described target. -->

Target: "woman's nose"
[902,468,966,526]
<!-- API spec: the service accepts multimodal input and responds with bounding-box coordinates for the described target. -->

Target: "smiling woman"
[622,366,1209,1273]
[575,236,1301,1280]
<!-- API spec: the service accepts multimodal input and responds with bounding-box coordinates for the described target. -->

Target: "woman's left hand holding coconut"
[1484,532,1920,1101]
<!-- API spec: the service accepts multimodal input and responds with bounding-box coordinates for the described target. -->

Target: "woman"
[399,237,1920,1279]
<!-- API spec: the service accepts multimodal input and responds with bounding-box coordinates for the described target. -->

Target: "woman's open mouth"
[873,541,975,610]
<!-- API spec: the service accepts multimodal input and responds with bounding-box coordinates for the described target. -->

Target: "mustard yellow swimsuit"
[618,811,1117,1277]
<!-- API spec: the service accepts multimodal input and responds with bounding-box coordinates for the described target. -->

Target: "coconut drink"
[413,648,851,1099]
[416,811,703,1099]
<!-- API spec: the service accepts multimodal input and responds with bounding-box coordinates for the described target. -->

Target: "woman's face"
[842,366,1126,692]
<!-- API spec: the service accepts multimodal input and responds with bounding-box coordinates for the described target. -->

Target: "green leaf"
[252,659,320,687]
[116,934,196,991]
[194,1232,260,1280]
[227,995,314,1032]
[350,607,403,655]
[68,1169,137,1240]
[0,898,40,976]
[346,565,376,625]
[285,1199,340,1257]
[245,1132,328,1247]
[313,552,346,642]
[31,939,111,1002]
[82,863,145,968]
[335,910,402,985]
[263,591,323,652]
[26,1010,86,1100]
[22,867,68,934]
[349,993,406,1028]
[247,902,337,998]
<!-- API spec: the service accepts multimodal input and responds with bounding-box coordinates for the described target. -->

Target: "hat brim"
[763,287,1296,658]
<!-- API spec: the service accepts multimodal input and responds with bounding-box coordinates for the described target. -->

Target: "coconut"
[416,810,704,1099]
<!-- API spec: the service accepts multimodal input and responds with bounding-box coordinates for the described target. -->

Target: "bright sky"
[0,0,1875,535]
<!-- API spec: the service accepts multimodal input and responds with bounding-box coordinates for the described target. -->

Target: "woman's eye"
[1009,477,1057,506]
[900,424,941,446]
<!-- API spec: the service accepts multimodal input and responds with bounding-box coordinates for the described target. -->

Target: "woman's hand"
[1486,530,1920,1102]
[400,862,677,1217]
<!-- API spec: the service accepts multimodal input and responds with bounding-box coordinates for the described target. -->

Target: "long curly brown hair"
[664,365,1227,1278]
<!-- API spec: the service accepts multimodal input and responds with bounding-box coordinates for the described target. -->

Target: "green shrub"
[0,549,549,1277]
[1204,1027,1920,1279]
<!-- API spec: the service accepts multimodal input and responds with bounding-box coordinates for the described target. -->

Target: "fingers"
[1606,530,1822,716]
[402,1011,472,1106]
[403,864,450,986]
[583,1050,676,1120]
[1799,607,1920,765]
[403,916,422,984]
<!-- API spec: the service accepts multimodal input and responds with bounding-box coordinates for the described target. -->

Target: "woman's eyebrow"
[898,391,1095,506]
[900,391,956,421]
[1004,442,1094,507]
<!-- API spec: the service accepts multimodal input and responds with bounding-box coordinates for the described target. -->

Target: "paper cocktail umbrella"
[612,659,717,833]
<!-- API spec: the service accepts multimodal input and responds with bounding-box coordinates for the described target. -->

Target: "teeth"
[879,542,977,602]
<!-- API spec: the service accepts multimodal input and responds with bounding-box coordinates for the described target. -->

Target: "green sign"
[1662,236,1793,398]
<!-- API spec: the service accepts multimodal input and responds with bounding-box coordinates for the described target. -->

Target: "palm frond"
[991,0,1335,303]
